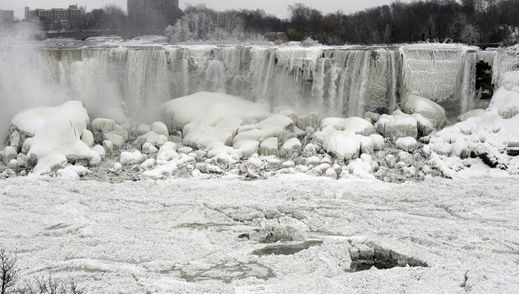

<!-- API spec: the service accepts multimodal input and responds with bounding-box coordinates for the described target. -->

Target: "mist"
[0,23,67,146]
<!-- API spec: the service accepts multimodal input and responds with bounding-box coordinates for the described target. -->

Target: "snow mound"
[427,71,519,175]
[402,95,447,128]
[489,72,519,119]
[162,92,271,150]
[10,101,99,175]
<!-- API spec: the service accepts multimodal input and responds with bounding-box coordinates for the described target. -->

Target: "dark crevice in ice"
[252,240,323,256]
[346,243,428,272]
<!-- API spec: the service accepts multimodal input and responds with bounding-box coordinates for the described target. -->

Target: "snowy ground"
[1,174,519,293]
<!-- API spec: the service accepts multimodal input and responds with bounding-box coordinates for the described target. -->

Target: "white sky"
[1,0,399,20]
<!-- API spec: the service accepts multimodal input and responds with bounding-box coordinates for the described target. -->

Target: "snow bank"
[427,71,519,175]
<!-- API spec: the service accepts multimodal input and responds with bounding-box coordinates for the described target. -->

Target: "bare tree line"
[36,0,519,44]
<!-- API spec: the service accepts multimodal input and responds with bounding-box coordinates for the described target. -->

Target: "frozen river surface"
[1,175,519,293]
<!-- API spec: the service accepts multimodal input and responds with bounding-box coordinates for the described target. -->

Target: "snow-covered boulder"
[156,142,179,162]
[233,114,294,157]
[92,145,106,159]
[321,117,375,136]
[120,150,145,166]
[369,134,385,151]
[9,101,99,175]
[2,146,17,165]
[395,137,420,152]
[92,118,129,149]
[56,165,90,180]
[260,137,279,156]
[150,122,169,136]
[162,92,271,150]
[489,72,519,119]
[375,111,418,140]
[280,138,302,158]
[81,130,94,148]
[319,127,361,161]
[142,142,159,154]
[344,154,378,179]
[136,131,169,148]
[402,95,447,128]
[302,143,317,157]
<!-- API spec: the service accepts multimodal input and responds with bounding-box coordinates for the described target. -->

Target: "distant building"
[128,0,181,29]
[25,5,86,30]
[0,10,14,23]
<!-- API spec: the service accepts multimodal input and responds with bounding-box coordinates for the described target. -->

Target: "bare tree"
[1,249,19,294]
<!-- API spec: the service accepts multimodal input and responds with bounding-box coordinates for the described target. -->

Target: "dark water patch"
[252,240,323,256]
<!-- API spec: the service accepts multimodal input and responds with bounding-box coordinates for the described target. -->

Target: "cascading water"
[1,40,517,146]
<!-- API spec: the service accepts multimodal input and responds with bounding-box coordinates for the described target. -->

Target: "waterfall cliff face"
[1,44,518,134]
[35,46,402,123]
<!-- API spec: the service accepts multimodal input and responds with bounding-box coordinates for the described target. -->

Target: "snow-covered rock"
[321,117,375,136]
[10,101,99,175]
[375,112,418,140]
[2,146,17,165]
[56,165,90,180]
[150,122,169,136]
[402,94,447,128]
[162,92,270,150]
[318,127,361,161]
[260,137,279,156]
[142,142,159,154]
[120,150,145,166]
[92,118,129,148]
[280,138,302,158]
[395,137,420,152]
[345,154,378,179]
[234,114,294,157]
[81,130,94,148]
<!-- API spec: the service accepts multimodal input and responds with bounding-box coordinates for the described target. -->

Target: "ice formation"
[6,101,100,175]
[1,41,519,181]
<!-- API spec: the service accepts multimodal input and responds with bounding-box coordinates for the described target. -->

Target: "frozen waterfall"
[1,44,518,135]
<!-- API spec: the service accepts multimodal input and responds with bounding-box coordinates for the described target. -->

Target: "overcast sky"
[2,0,398,19]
